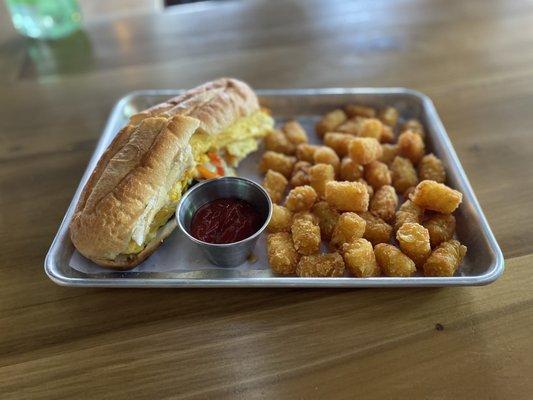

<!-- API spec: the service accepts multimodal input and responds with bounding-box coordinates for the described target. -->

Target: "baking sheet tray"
[44,88,504,287]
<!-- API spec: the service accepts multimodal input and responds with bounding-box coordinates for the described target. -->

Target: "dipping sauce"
[190,198,263,244]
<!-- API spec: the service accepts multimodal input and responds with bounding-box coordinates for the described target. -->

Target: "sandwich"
[70,78,274,269]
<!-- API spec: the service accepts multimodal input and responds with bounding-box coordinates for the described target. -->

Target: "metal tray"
[44,88,504,287]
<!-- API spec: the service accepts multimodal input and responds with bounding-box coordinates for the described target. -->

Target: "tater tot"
[325,181,369,212]
[357,179,374,199]
[262,169,288,204]
[380,125,394,143]
[374,243,416,277]
[264,129,296,155]
[309,163,335,199]
[348,137,383,165]
[358,211,392,245]
[331,212,366,248]
[259,151,296,178]
[398,130,425,165]
[396,223,431,267]
[345,104,376,118]
[267,232,299,275]
[391,156,418,194]
[342,238,380,277]
[296,143,319,163]
[423,240,467,277]
[267,204,293,233]
[379,144,399,165]
[422,213,456,248]
[313,146,340,173]
[316,109,347,137]
[402,118,425,139]
[285,185,318,212]
[312,201,340,240]
[395,199,424,232]
[290,160,312,187]
[340,157,364,181]
[418,153,446,183]
[410,180,463,214]
[282,119,308,145]
[379,106,399,128]
[324,132,355,157]
[291,218,321,255]
[370,185,398,223]
[358,118,384,140]
[403,186,416,198]
[296,253,345,277]
[293,211,319,224]
[337,119,360,135]
[364,160,391,190]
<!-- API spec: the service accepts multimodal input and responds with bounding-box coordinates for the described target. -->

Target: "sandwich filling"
[124,109,274,256]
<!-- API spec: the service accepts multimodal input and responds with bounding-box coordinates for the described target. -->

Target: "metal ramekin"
[176,177,272,267]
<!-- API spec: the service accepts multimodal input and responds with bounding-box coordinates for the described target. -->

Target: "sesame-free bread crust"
[69,78,260,269]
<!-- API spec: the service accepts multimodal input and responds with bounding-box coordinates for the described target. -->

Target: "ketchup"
[190,198,262,244]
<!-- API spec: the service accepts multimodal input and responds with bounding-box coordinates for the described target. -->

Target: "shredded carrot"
[208,152,225,176]
[197,165,219,179]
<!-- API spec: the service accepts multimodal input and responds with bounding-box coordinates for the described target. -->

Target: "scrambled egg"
[124,110,273,255]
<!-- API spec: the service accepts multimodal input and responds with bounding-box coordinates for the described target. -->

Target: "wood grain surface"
[1,0,532,398]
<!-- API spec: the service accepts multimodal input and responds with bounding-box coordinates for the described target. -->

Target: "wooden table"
[1,1,532,398]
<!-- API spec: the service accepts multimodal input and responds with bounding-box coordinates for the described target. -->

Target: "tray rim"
[44,87,504,288]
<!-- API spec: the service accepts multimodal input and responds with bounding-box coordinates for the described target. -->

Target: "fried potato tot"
[348,137,383,165]
[285,185,318,212]
[267,232,299,275]
[325,181,370,212]
[309,163,335,199]
[342,238,380,277]
[290,161,312,187]
[262,169,288,204]
[422,213,456,248]
[391,156,418,194]
[379,144,399,165]
[357,179,374,199]
[358,211,392,245]
[345,104,376,118]
[264,129,296,155]
[312,201,340,240]
[398,130,425,165]
[316,109,347,137]
[395,199,424,231]
[293,211,320,224]
[267,204,293,233]
[423,239,467,277]
[418,153,446,183]
[336,119,359,135]
[411,180,462,214]
[374,243,416,277]
[379,106,399,128]
[340,157,364,181]
[296,143,319,163]
[396,222,431,267]
[282,119,308,145]
[364,160,391,190]
[313,146,340,173]
[259,151,296,178]
[324,132,355,157]
[402,118,425,139]
[291,217,321,255]
[331,212,366,248]
[370,185,398,223]
[296,253,345,277]
[380,125,394,143]
[357,118,384,140]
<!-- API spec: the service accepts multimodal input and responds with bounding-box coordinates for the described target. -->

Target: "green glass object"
[5,0,82,40]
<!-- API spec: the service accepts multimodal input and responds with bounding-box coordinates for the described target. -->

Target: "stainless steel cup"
[176,177,272,267]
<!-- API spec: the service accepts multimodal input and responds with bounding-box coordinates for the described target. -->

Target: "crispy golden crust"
[70,78,261,269]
